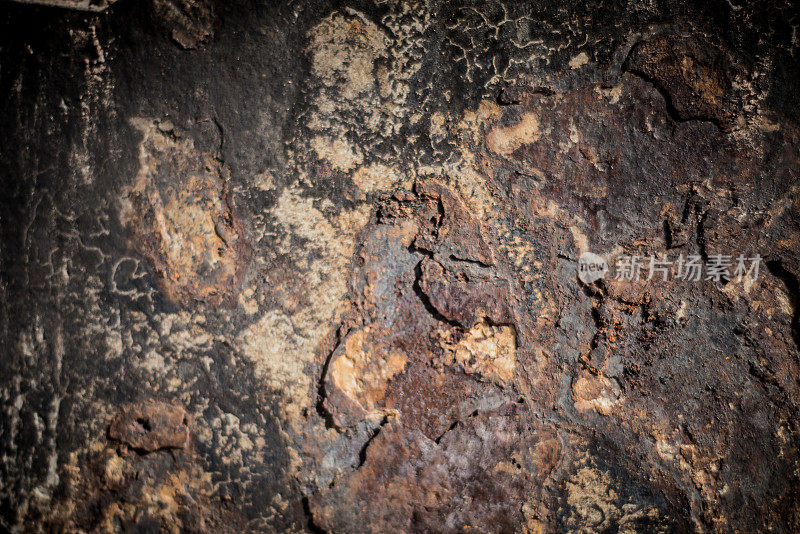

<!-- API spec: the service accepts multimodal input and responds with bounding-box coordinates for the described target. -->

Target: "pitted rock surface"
[1,0,799,532]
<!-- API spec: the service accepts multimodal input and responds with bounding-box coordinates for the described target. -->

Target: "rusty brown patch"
[624,33,745,128]
[108,399,191,452]
[320,177,521,437]
[414,178,495,266]
[417,256,514,328]
[123,119,250,307]
[325,326,408,424]
[310,403,561,533]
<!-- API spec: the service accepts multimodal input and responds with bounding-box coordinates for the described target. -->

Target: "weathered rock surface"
[1,0,799,532]
[8,0,118,11]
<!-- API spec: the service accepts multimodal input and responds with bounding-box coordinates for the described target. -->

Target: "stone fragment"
[108,400,191,452]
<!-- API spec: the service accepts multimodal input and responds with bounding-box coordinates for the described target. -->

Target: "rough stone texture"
[8,0,118,12]
[1,0,799,532]
[108,400,192,453]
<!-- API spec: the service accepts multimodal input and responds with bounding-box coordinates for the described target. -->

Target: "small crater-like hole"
[135,417,152,433]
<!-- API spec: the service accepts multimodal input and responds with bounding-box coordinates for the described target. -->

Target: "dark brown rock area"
[1,0,799,532]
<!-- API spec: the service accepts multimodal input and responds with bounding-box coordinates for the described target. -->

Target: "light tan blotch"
[330,328,408,413]
[447,320,517,384]
[572,372,621,416]
[486,112,542,156]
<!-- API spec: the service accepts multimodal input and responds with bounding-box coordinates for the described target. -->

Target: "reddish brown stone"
[108,400,192,453]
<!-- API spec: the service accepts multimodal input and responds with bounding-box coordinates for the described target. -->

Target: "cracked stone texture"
[1,0,799,532]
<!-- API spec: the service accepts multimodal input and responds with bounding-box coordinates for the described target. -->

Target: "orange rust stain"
[123,120,250,307]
